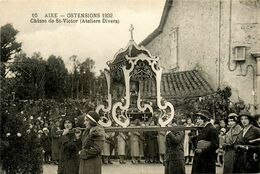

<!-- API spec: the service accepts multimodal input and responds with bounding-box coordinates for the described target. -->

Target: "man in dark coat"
[191,110,219,174]
[144,120,159,163]
[164,123,185,174]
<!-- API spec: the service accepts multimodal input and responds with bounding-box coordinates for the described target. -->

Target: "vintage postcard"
[1,0,259,174]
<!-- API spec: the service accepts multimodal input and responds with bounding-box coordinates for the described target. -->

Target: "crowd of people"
[32,108,260,174]
[36,115,194,166]
[165,110,260,174]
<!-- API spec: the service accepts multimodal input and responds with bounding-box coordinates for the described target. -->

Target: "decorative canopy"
[108,36,156,83]
[96,25,175,127]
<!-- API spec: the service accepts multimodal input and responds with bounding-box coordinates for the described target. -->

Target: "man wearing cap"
[234,111,260,173]
[191,110,219,174]
[222,113,242,173]
[79,111,105,174]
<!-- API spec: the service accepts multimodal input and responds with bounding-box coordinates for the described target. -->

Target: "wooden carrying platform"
[70,126,202,132]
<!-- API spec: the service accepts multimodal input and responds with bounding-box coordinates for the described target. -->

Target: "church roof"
[139,0,173,46]
[141,70,213,99]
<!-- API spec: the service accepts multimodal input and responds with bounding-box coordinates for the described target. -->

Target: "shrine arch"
[96,25,175,128]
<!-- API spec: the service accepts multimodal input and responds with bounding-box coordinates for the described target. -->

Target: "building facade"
[140,0,260,114]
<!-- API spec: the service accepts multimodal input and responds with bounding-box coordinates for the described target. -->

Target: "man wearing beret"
[191,110,219,174]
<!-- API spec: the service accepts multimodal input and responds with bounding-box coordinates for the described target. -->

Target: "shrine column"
[252,52,260,113]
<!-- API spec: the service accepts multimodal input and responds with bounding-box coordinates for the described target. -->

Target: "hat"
[194,110,212,121]
[85,111,100,124]
[76,115,86,128]
[239,111,252,118]
[220,128,226,133]
[42,127,49,132]
[228,113,238,118]
[239,111,259,127]
[227,113,238,122]
[60,115,75,129]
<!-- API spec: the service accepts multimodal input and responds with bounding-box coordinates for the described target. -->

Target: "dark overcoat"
[191,123,219,174]
[144,131,159,158]
[223,124,242,173]
[58,132,82,174]
[51,126,61,161]
[79,125,105,174]
[41,133,51,153]
[234,125,260,173]
[164,130,185,174]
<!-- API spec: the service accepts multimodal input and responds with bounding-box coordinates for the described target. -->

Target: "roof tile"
[140,70,213,99]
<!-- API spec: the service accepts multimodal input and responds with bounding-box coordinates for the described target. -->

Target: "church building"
[140,0,260,114]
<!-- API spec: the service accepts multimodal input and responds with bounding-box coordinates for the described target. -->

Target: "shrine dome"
[107,25,158,82]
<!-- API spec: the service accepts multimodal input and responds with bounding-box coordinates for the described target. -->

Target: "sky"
[0,0,165,74]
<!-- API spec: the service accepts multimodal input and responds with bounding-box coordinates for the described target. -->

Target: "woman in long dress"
[41,127,51,164]
[58,116,82,174]
[138,126,145,163]
[234,111,260,173]
[222,113,242,173]
[79,111,105,174]
[191,110,219,174]
[117,132,127,164]
[129,120,140,164]
[157,130,166,164]
[164,123,185,174]
[145,120,159,163]
[51,119,61,164]
[102,132,115,164]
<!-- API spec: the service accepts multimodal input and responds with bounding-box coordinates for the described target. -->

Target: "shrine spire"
[129,24,134,41]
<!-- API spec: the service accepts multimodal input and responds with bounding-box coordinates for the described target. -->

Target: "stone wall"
[220,0,260,111]
[143,0,260,111]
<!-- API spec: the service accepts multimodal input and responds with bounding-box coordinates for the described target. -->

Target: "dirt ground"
[43,160,223,174]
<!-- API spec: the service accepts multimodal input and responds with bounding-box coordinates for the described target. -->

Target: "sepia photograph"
[1,0,260,174]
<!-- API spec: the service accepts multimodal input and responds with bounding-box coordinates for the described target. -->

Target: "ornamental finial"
[129,24,134,40]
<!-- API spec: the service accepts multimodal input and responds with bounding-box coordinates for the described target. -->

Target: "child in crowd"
[184,118,195,165]
[216,127,226,166]
[41,128,51,164]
